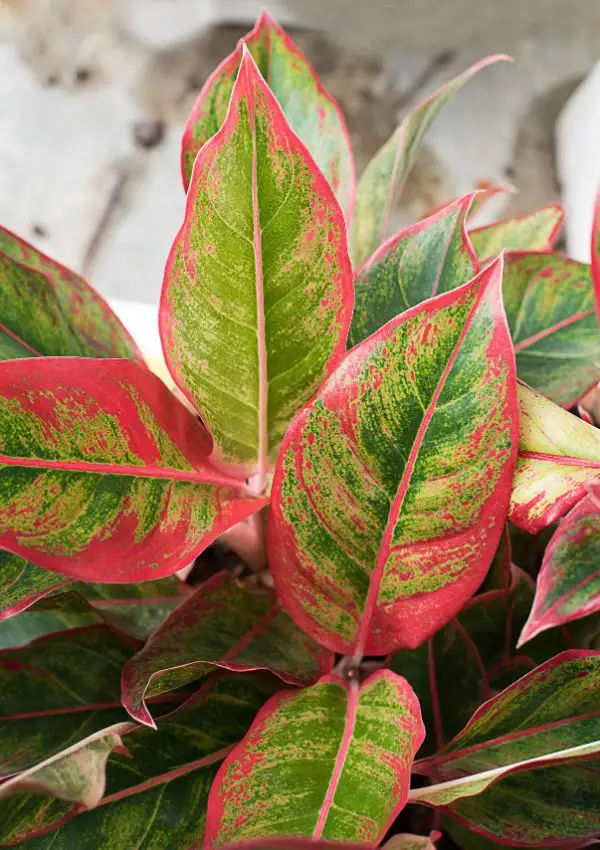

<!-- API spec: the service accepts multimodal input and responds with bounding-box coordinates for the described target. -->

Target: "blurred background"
[1,0,600,308]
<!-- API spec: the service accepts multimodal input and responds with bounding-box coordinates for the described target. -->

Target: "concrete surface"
[1,0,599,311]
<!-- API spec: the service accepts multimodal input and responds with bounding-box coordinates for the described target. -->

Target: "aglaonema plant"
[1,9,599,849]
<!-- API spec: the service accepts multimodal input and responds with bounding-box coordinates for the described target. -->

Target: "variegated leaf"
[121,571,333,727]
[502,252,600,407]
[389,619,490,758]
[2,673,281,847]
[181,12,354,218]
[519,489,600,644]
[0,358,263,581]
[410,651,600,844]
[162,49,353,479]
[268,261,518,655]
[0,228,141,361]
[0,551,70,619]
[510,382,600,533]
[349,194,478,347]
[349,56,509,268]
[469,203,564,262]
[205,670,424,845]
[0,723,131,808]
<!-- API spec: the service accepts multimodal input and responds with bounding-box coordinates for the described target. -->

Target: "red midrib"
[352,284,488,660]
[0,454,239,488]
[221,603,279,661]
[513,307,595,353]
[312,679,359,839]
[518,450,600,470]
[0,322,40,356]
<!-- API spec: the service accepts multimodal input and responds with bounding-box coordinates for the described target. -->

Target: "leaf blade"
[469,204,564,262]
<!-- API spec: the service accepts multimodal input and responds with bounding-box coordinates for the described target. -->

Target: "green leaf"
[0,551,71,619]
[469,204,564,261]
[0,357,263,581]
[348,194,477,347]
[349,56,510,268]
[510,382,600,533]
[205,670,424,845]
[479,525,511,593]
[121,572,334,727]
[410,651,600,844]
[0,723,130,808]
[519,490,600,644]
[389,620,490,758]
[3,673,280,847]
[502,253,600,407]
[268,261,518,655]
[0,228,142,361]
[163,49,353,478]
[181,11,355,218]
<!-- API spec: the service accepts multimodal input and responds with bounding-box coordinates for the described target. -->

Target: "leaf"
[181,11,355,218]
[443,814,596,850]
[0,551,71,619]
[468,204,564,262]
[205,669,424,846]
[0,228,142,361]
[502,252,600,407]
[0,357,264,581]
[519,490,600,644]
[410,651,600,844]
[0,626,135,778]
[0,723,131,808]
[268,260,518,655]
[510,382,600,533]
[121,571,334,727]
[0,576,188,648]
[162,49,353,478]
[479,525,511,593]
[389,619,490,758]
[349,56,510,268]
[2,673,281,847]
[348,194,478,347]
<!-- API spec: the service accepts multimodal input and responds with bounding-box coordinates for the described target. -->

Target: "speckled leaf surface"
[0,357,263,581]
[0,228,141,361]
[349,195,478,347]
[121,571,333,727]
[502,252,600,406]
[181,12,355,218]
[3,674,280,847]
[510,382,600,533]
[349,57,508,268]
[410,651,600,845]
[0,551,71,619]
[389,619,490,758]
[469,204,564,262]
[0,723,130,809]
[519,491,600,645]
[163,50,353,478]
[0,626,135,780]
[268,261,518,656]
[205,670,424,846]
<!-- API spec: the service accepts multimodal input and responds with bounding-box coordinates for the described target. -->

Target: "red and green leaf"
[349,56,510,268]
[121,571,334,727]
[181,11,355,218]
[502,252,600,407]
[389,619,490,758]
[205,670,424,845]
[519,489,600,644]
[268,260,518,655]
[469,204,564,262]
[510,382,600,533]
[162,49,353,478]
[348,194,478,347]
[0,723,131,808]
[1,673,281,847]
[410,651,600,844]
[0,228,142,361]
[0,551,71,619]
[0,357,263,581]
